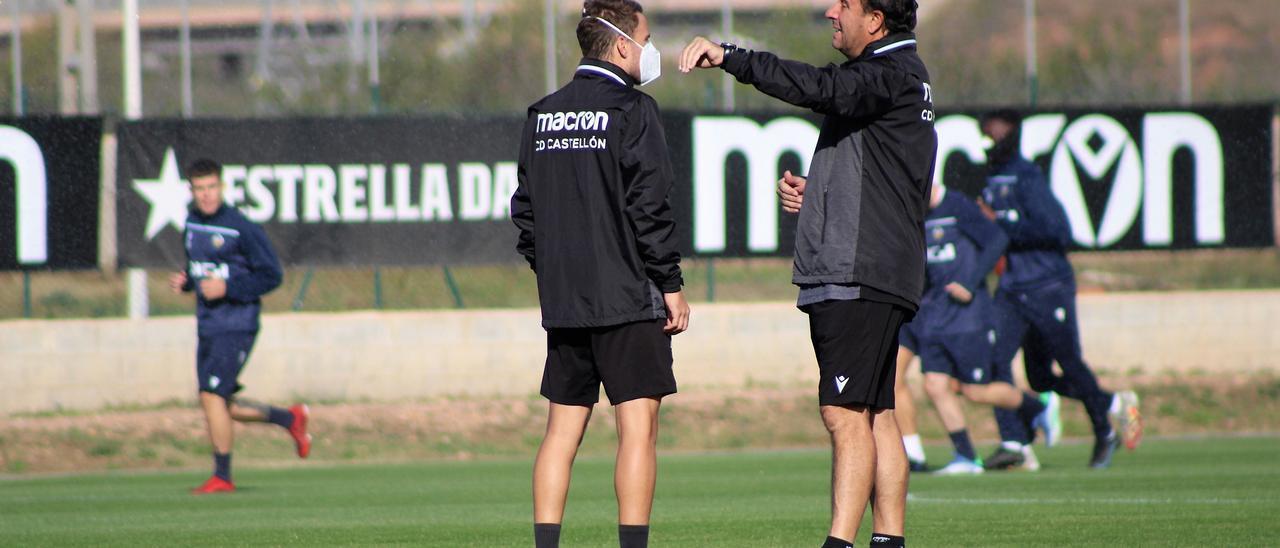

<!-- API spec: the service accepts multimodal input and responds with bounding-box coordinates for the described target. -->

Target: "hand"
[977,198,997,221]
[944,282,973,304]
[678,37,724,73]
[200,276,228,301]
[169,272,188,294]
[662,291,690,335]
[777,170,806,213]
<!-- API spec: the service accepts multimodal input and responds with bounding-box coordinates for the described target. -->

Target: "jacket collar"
[857,32,918,61]
[575,58,638,88]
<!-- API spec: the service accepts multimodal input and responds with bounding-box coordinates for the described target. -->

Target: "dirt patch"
[2,372,1278,476]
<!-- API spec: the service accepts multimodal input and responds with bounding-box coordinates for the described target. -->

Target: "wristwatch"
[720,42,740,60]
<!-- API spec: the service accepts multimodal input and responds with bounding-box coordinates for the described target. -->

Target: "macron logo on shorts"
[835,376,850,394]
[209,375,221,389]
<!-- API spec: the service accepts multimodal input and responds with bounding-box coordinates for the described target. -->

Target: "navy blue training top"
[981,156,1075,292]
[182,205,283,336]
[916,187,1009,335]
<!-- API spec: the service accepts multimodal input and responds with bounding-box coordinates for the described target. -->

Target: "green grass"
[1,436,1277,546]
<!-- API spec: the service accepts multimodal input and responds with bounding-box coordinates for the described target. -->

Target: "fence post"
[442,265,465,309]
[292,268,315,311]
[706,259,716,302]
[22,270,33,319]
[373,267,383,309]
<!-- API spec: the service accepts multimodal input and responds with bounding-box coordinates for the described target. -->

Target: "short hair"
[980,109,1023,129]
[577,0,644,59]
[185,158,222,181]
[861,0,918,33]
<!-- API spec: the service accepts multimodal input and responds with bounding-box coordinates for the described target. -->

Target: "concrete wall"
[2,290,1278,414]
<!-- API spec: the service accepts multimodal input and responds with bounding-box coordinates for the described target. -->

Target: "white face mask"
[593,16,661,86]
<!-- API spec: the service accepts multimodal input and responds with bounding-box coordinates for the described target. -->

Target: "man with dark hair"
[976,110,1142,470]
[168,158,310,494]
[679,1,932,546]
[512,2,687,547]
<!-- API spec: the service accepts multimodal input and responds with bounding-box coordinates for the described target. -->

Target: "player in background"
[168,159,310,495]
[899,183,1054,475]
[511,2,689,547]
[893,349,929,472]
[977,110,1141,470]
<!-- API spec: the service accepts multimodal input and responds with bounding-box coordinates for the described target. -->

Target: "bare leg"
[228,400,268,422]
[533,402,593,524]
[821,404,876,541]
[923,373,968,432]
[614,397,662,525]
[199,392,234,454]
[961,382,1027,409]
[893,347,919,437]
[870,408,907,536]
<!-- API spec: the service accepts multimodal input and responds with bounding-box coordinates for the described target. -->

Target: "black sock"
[619,525,649,548]
[822,536,853,548]
[267,407,295,429]
[948,429,977,461]
[213,452,231,482]
[870,533,905,547]
[534,523,561,548]
[1015,393,1047,424]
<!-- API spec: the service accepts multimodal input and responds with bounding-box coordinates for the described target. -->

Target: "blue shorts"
[898,321,920,354]
[913,328,996,385]
[196,333,257,399]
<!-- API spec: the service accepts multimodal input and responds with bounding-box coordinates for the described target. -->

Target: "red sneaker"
[289,404,312,459]
[192,476,235,495]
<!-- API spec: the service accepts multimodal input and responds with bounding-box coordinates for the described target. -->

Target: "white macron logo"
[834,376,850,394]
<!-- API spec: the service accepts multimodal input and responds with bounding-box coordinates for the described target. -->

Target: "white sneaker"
[1110,390,1143,450]
[934,457,984,475]
[1036,392,1062,448]
[1021,445,1041,471]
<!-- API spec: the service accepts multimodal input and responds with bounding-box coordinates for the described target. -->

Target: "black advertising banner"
[116,106,1275,268]
[933,106,1276,250]
[117,118,525,268]
[0,117,102,271]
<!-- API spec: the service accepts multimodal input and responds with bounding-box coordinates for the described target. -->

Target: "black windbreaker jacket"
[511,59,683,329]
[723,32,937,308]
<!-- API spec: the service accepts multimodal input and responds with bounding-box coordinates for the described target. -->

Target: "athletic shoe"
[289,404,312,459]
[1021,445,1041,471]
[908,460,931,473]
[192,476,235,494]
[1110,390,1142,451]
[934,456,984,475]
[1036,392,1062,448]
[1089,433,1121,469]
[983,447,1025,471]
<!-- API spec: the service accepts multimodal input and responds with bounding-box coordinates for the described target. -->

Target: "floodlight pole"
[124,0,148,319]
[78,0,99,114]
[9,0,22,115]
[544,0,557,95]
[181,0,193,117]
[1025,0,1038,108]
[1179,0,1192,105]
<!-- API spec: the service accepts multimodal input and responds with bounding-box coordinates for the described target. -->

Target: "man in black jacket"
[680,1,933,546]
[511,2,688,547]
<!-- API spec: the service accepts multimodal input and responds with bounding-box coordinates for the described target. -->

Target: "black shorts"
[803,299,908,409]
[917,329,996,385]
[541,319,676,406]
[196,333,256,399]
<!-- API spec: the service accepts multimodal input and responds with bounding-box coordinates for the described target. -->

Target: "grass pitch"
[1,436,1276,547]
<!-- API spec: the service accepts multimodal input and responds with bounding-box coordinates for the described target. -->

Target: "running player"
[978,110,1141,470]
[168,158,311,495]
[900,183,1053,475]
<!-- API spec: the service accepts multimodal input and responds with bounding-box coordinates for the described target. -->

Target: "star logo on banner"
[133,147,192,241]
